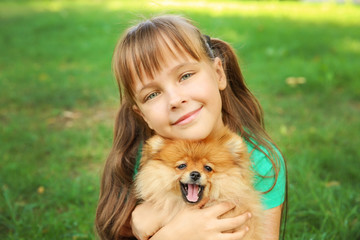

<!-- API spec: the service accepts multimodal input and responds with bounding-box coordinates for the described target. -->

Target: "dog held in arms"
[134,127,264,239]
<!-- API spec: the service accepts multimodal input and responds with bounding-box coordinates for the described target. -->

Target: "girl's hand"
[131,201,167,240]
[152,201,251,240]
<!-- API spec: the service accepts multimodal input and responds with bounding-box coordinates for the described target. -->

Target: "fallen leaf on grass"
[325,181,340,187]
[280,125,288,135]
[63,111,81,128]
[280,125,296,135]
[286,77,306,87]
[63,111,81,120]
[37,186,45,194]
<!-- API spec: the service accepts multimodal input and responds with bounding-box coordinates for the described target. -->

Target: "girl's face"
[132,47,227,140]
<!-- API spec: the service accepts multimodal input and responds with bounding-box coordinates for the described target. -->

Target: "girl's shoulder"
[245,139,284,176]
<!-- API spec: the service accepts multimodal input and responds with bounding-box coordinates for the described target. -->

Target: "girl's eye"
[180,73,193,81]
[177,163,187,170]
[145,92,160,101]
[204,165,212,172]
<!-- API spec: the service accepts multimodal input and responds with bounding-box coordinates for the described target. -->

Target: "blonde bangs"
[114,15,210,100]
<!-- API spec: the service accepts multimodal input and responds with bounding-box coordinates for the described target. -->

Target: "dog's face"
[136,129,249,205]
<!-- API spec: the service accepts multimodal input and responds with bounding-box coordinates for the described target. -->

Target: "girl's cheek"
[147,100,166,117]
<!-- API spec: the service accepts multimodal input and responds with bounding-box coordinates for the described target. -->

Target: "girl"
[96,15,287,240]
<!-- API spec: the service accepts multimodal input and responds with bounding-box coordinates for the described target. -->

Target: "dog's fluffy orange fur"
[134,127,264,239]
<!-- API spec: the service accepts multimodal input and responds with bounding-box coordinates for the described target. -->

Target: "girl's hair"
[95,15,287,240]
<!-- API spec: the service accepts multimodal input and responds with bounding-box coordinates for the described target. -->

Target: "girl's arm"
[263,204,282,240]
[131,201,168,240]
[131,201,251,240]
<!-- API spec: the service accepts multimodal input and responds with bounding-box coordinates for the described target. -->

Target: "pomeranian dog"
[134,127,264,239]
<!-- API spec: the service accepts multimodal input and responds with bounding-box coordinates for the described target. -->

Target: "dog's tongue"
[186,184,199,202]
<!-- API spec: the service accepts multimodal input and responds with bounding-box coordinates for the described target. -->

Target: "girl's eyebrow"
[167,62,199,75]
[136,82,157,96]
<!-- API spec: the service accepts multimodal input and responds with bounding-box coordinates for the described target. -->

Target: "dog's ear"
[140,135,165,168]
[145,135,165,155]
[223,133,247,160]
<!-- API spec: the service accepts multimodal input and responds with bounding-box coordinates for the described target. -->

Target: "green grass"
[1,1,359,239]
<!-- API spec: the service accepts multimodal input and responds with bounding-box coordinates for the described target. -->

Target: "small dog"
[134,127,264,239]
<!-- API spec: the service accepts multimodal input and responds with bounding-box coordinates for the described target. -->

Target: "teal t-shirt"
[246,140,286,209]
[133,139,285,210]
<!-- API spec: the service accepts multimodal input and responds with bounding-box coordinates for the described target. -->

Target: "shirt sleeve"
[247,141,286,210]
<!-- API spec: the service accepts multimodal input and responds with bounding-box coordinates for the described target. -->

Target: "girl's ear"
[213,57,227,90]
[132,105,154,130]
[132,104,142,116]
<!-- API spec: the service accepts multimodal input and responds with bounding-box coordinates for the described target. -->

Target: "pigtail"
[95,101,151,240]
[209,38,264,139]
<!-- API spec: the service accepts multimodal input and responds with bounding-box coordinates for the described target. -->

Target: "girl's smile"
[171,106,202,126]
[132,42,227,140]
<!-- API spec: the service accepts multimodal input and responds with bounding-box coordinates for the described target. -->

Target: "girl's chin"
[155,121,224,140]
[172,129,213,141]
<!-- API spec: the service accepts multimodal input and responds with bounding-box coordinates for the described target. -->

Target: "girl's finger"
[220,224,249,240]
[216,212,251,232]
[205,201,236,216]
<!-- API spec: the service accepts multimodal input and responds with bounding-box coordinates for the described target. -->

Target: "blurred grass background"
[0,0,359,239]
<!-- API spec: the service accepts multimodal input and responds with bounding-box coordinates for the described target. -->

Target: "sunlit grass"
[144,0,360,22]
[2,1,360,24]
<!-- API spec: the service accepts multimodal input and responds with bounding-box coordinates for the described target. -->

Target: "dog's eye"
[204,165,212,172]
[177,164,187,170]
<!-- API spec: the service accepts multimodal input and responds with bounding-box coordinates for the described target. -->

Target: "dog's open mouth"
[180,182,204,204]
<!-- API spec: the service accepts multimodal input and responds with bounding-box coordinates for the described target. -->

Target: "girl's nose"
[169,91,187,110]
[170,96,186,110]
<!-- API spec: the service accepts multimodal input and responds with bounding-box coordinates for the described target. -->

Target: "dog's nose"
[190,171,201,181]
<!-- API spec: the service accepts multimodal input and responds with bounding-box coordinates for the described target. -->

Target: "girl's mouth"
[172,107,202,126]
